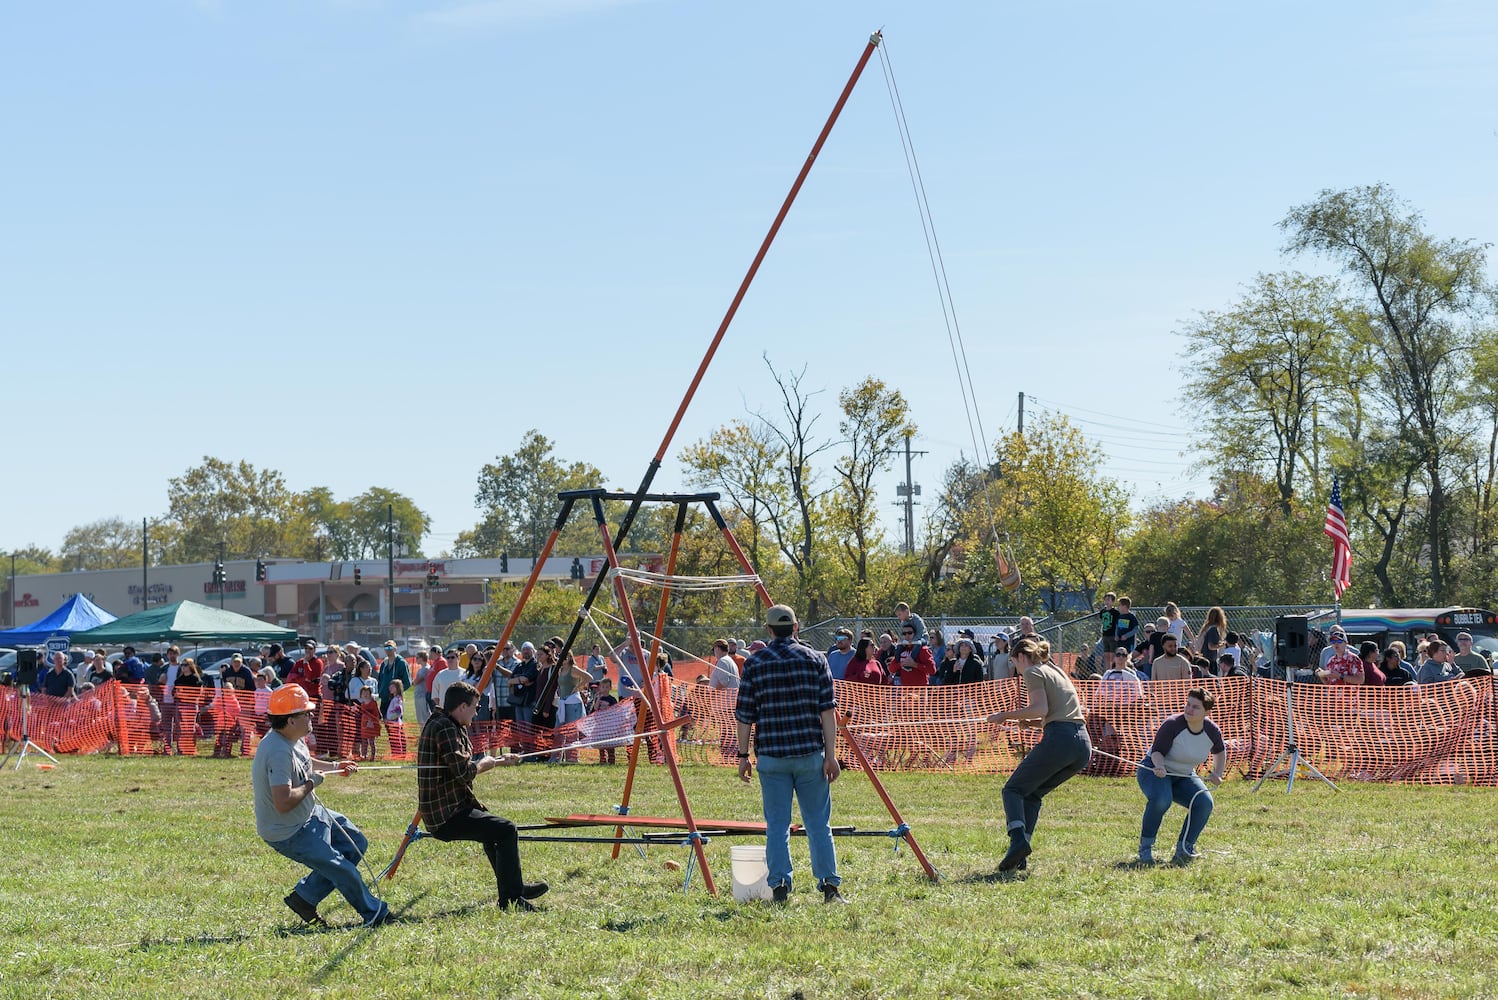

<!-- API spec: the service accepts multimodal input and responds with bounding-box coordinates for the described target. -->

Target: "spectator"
[85,650,113,688]
[1381,648,1416,686]
[708,639,740,691]
[1197,607,1227,661]
[1452,633,1491,676]
[411,652,434,727]
[1416,640,1461,685]
[893,602,928,644]
[40,652,77,701]
[825,629,856,678]
[734,603,844,904]
[508,643,540,724]
[586,643,608,682]
[842,637,887,684]
[1359,641,1387,686]
[1097,592,1120,662]
[486,643,519,726]
[355,687,382,759]
[873,633,896,673]
[1318,626,1350,669]
[1317,632,1364,685]
[1150,635,1194,683]
[211,683,245,758]
[287,640,324,700]
[1163,602,1195,648]
[938,638,984,685]
[890,625,936,686]
[266,643,297,681]
[347,660,374,703]
[221,653,257,692]
[987,636,1090,872]
[144,653,167,685]
[118,646,145,684]
[1215,653,1246,679]
[1137,687,1226,865]
[431,653,466,714]
[1114,598,1140,653]
[376,641,411,717]
[1098,647,1145,701]
[385,679,408,756]
[1014,616,1039,641]
[929,631,947,669]
[251,684,385,928]
[987,633,1014,680]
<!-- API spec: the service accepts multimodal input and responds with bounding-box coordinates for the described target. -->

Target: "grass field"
[3,755,1497,999]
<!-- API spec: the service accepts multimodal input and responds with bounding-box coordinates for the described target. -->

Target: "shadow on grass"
[954,869,1028,885]
[306,890,433,985]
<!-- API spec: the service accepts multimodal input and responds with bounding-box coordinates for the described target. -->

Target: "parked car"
[443,639,499,660]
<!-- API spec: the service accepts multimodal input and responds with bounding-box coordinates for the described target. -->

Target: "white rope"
[609,566,763,592]
[589,607,713,666]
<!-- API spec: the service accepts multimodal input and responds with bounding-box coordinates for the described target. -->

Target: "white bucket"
[729,844,771,902]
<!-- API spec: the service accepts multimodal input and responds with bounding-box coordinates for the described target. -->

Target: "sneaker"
[770,883,790,904]
[500,897,537,912]
[520,881,549,900]
[363,902,392,928]
[1173,846,1202,865]
[997,831,1032,872]
[820,882,847,905]
[284,892,327,927]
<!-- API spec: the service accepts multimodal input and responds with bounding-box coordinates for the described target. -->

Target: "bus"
[1310,607,1498,662]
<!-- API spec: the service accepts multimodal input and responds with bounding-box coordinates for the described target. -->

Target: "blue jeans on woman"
[1137,769,1213,853]
[757,751,839,892]
[268,804,384,923]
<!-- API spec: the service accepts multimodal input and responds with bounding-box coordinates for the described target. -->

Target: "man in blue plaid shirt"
[735,604,845,904]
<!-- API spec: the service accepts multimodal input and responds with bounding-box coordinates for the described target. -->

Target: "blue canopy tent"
[0,593,118,645]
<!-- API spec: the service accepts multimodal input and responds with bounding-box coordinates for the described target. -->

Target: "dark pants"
[430,808,524,902]
[1002,720,1091,838]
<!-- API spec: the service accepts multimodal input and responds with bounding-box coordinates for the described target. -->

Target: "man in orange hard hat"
[251,684,389,928]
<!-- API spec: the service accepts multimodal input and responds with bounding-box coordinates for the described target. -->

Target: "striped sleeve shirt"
[734,637,837,759]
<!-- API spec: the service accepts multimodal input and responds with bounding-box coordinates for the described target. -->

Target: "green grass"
[2,756,1497,999]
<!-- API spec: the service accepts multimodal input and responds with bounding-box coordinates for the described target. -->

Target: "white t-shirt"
[430,666,465,711]
[709,655,739,690]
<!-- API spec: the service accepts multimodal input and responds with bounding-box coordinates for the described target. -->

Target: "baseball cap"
[957,628,975,639]
[765,604,797,628]
[304,639,317,648]
[1456,631,1473,641]
[746,640,767,653]
[520,641,535,652]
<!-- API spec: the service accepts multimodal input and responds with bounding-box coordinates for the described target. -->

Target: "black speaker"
[15,649,41,687]
[1275,616,1310,668]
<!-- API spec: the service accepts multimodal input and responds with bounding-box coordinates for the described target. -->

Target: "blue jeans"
[1001,721,1091,839]
[549,700,587,761]
[757,751,839,891]
[267,804,382,921]
[1137,769,1213,851]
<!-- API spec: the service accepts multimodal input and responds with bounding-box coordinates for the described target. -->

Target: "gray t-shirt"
[252,730,317,843]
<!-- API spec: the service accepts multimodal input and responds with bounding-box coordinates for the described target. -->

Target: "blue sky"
[4,1,1496,558]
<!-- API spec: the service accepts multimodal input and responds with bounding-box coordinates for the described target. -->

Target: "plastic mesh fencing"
[5,674,1492,786]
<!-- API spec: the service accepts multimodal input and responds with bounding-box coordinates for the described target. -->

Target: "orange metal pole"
[838,711,939,881]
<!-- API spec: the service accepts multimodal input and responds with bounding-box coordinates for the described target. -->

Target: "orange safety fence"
[5,675,1494,786]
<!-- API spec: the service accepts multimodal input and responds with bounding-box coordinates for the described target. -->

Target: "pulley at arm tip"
[870,29,883,47]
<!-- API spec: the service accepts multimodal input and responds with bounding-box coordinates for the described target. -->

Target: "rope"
[588,607,713,667]
[352,725,677,770]
[610,566,764,592]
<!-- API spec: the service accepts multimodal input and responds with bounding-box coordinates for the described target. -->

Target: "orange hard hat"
[268,685,316,715]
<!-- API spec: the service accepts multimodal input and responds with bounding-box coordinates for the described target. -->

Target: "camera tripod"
[1253,676,1337,793]
[1,689,61,771]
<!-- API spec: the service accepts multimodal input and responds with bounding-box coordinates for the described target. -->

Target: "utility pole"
[7,552,14,628]
[386,503,395,629]
[217,539,227,609]
[142,518,149,610]
[1017,391,1025,435]
[892,432,926,555]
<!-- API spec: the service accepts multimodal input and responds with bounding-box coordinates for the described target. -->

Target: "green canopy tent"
[70,600,296,644]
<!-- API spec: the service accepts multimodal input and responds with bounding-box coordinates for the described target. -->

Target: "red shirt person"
[286,640,324,699]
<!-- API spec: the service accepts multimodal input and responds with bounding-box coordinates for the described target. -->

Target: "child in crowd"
[211,684,245,758]
[357,686,382,759]
[597,691,619,765]
[384,679,407,757]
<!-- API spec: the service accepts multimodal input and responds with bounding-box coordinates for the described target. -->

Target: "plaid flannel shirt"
[417,709,483,829]
[734,636,837,759]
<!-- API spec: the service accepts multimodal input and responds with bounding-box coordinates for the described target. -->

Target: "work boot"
[284,892,327,927]
[1173,844,1202,865]
[500,897,537,912]
[1138,840,1155,865]
[998,828,1031,872]
[770,883,790,904]
[820,882,847,904]
[520,881,549,900]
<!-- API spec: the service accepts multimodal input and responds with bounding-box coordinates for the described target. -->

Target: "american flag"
[1324,474,1352,599]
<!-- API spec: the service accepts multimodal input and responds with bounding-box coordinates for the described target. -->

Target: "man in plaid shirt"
[735,604,845,904]
[417,681,548,911]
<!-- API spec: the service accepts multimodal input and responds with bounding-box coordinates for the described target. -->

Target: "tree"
[679,418,787,588]
[456,431,603,559]
[58,517,141,571]
[1282,184,1493,602]
[831,378,914,585]
[162,457,316,562]
[4,545,58,576]
[1181,272,1349,512]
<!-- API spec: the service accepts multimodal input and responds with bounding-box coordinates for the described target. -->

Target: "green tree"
[831,378,914,585]
[1282,184,1493,602]
[456,431,603,559]
[4,544,58,576]
[57,517,142,571]
[1181,271,1349,512]
[162,457,315,562]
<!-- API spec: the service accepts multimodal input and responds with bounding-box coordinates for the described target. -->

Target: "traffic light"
[353,566,363,586]
[499,551,508,573]
[570,557,583,580]
[426,571,439,588]
[213,561,225,585]
[255,559,267,582]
